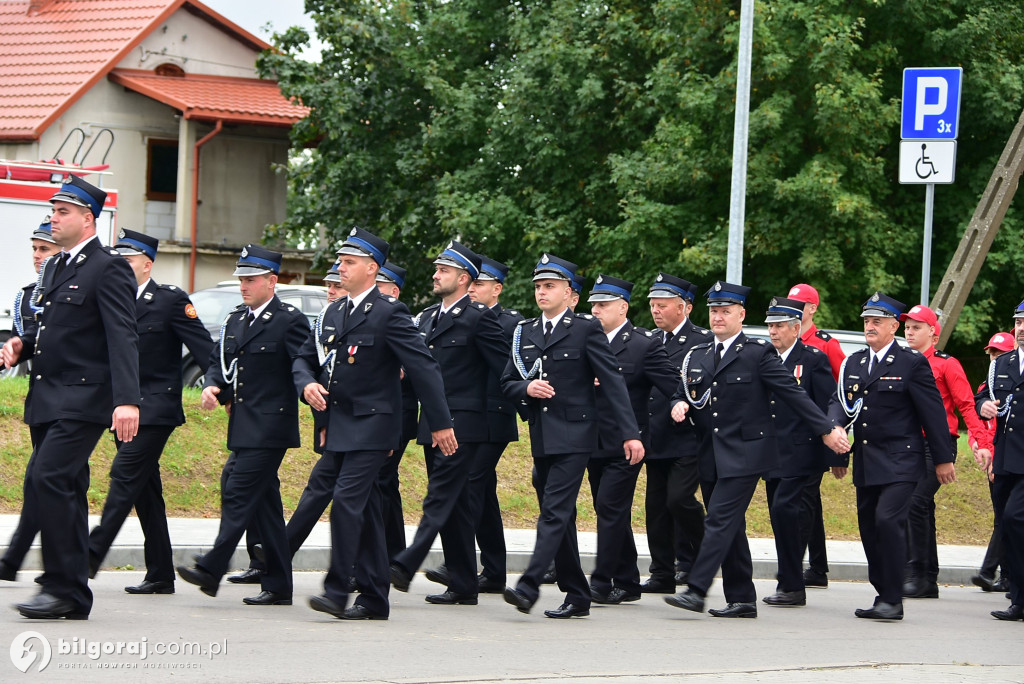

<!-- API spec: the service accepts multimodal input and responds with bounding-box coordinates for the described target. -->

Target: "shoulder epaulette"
[692,341,713,350]
[517,318,532,327]
[474,302,486,310]
[752,338,767,345]
[694,326,712,336]
[807,345,822,354]
[575,313,594,320]
[504,309,521,317]
[231,303,247,312]
[157,283,179,291]
[285,305,296,312]
[934,349,950,359]
[908,347,921,354]
[386,296,397,303]
[815,330,833,341]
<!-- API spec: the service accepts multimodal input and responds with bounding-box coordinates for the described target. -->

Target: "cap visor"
[532,271,570,282]
[861,308,896,318]
[337,245,373,258]
[232,265,272,277]
[49,191,90,209]
[764,315,798,323]
[114,245,146,257]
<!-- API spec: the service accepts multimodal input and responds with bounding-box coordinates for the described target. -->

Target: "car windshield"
[189,289,242,329]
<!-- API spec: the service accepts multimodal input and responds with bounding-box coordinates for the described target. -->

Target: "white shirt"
[868,339,896,371]
[542,308,570,334]
[605,321,628,344]
[247,297,274,323]
[714,331,742,356]
[60,234,97,265]
[778,340,797,363]
[664,318,687,344]
[346,284,376,312]
[136,278,151,300]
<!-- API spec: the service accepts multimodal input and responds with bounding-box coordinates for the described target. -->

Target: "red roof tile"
[109,69,307,127]
[0,0,287,141]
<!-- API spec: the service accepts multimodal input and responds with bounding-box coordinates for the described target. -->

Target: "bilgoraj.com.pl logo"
[9,632,226,672]
[10,631,51,673]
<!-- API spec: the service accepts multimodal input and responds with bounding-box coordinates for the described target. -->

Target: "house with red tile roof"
[0,0,314,292]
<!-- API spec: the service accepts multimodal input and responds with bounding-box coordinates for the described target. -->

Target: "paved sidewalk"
[0,514,991,585]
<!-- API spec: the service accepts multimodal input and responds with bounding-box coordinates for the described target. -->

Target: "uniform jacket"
[767,340,838,479]
[501,310,641,456]
[485,303,524,443]
[14,282,38,339]
[204,295,310,450]
[20,239,140,426]
[923,346,987,441]
[674,332,836,480]
[647,318,713,460]
[596,321,678,454]
[413,294,509,445]
[827,340,952,486]
[293,288,452,453]
[975,349,1024,475]
[136,280,214,426]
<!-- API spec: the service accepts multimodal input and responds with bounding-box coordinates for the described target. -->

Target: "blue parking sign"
[901,67,963,140]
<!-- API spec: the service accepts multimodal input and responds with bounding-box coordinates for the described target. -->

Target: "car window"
[190,289,242,328]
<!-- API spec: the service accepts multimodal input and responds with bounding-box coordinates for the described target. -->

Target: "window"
[147,139,178,201]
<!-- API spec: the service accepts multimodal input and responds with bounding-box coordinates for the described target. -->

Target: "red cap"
[900,304,937,326]
[986,332,1015,353]
[933,320,941,338]
[787,284,819,305]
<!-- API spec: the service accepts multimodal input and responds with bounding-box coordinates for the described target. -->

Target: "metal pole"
[726,0,755,283]
[921,183,935,305]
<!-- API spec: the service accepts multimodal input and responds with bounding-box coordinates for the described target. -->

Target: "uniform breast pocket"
[51,290,86,324]
[441,336,467,348]
[139,321,166,335]
[552,348,580,361]
[61,370,105,385]
[346,334,374,347]
[617,362,636,374]
[879,381,904,392]
[726,372,752,384]
[252,342,278,354]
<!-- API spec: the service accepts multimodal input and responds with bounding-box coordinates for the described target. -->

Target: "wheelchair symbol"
[915,143,937,179]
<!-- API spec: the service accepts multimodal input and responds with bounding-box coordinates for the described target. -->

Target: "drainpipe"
[189,119,223,292]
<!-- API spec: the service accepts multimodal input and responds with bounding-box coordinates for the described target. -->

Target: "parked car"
[181,282,329,387]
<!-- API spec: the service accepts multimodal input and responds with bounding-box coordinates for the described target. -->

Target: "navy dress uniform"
[391,242,509,602]
[827,293,951,619]
[760,297,837,605]
[665,283,839,618]
[177,245,312,604]
[294,228,453,619]
[644,275,712,592]
[586,276,679,603]
[9,176,140,619]
[501,255,642,618]
[977,299,1024,620]
[88,230,214,593]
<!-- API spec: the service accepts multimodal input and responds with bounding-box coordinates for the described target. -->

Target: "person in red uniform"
[787,283,845,589]
[900,304,988,598]
[968,331,1015,592]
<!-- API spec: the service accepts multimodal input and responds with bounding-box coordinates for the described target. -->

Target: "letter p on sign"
[901,67,962,140]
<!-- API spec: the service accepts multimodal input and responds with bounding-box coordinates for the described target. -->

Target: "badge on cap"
[871,293,880,302]
[596,275,604,284]
[118,228,126,239]
[185,304,197,319]
[714,282,722,291]
[446,241,453,249]
[350,228,357,236]
[656,274,663,282]
[770,297,778,307]
[241,247,249,258]
[541,254,550,264]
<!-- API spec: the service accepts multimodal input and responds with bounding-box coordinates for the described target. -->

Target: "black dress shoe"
[803,568,828,588]
[243,590,292,605]
[709,602,757,618]
[226,568,263,584]
[390,563,412,592]
[425,565,451,586]
[541,568,558,584]
[503,586,534,614]
[425,590,478,605]
[664,589,704,613]
[544,603,590,618]
[641,577,676,594]
[14,592,88,620]
[478,575,505,594]
[855,601,904,620]
[762,590,806,606]
[902,579,939,599]
[591,587,639,604]
[0,561,17,582]
[971,573,997,592]
[674,571,689,585]
[991,604,1024,621]
[176,565,219,597]
[125,580,174,595]
[341,604,388,620]
[993,577,1010,593]
[309,594,345,618]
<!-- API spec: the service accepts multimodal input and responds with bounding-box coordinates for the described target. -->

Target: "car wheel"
[182,361,205,389]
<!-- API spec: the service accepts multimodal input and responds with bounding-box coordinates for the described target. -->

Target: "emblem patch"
[185,304,198,319]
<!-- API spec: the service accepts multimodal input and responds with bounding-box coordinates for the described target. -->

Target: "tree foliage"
[259,0,1024,352]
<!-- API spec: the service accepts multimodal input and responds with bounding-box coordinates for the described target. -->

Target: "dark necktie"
[868,353,875,375]
[247,312,256,327]
[544,320,553,342]
[349,300,356,317]
[714,342,724,369]
[51,253,68,280]
[664,331,674,346]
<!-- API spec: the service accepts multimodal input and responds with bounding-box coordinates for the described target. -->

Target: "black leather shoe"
[341,604,388,620]
[762,590,806,606]
[664,589,704,613]
[0,561,17,582]
[972,573,997,592]
[803,568,828,588]
[345,576,358,593]
[176,565,219,597]
[591,587,639,604]
[991,604,1024,621]
[902,579,939,599]
[425,565,451,586]
[709,602,758,618]
[544,602,590,618]
[855,601,904,620]
[641,577,676,594]
[14,592,88,620]
[309,594,345,618]
[478,575,505,594]
[125,580,174,595]
[503,586,534,614]
[243,590,292,605]
[425,590,478,605]
[994,577,1010,593]
[541,568,558,584]
[390,563,412,592]
[226,568,263,584]
[674,571,689,585]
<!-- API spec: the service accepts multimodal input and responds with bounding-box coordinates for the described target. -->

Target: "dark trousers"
[517,452,591,608]
[857,481,916,604]
[1,424,48,572]
[26,420,107,614]
[905,445,948,582]
[322,449,390,616]
[469,441,508,581]
[198,448,291,595]
[993,473,1024,606]
[802,471,829,574]
[286,453,338,557]
[392,443,479,595]
[766,475,809,592]
[588,455,642,594]
[89,425,176,582]
[687,476,759,603]
[645,454,704,580]
[379,441,409,559]
[981,477,1006,578]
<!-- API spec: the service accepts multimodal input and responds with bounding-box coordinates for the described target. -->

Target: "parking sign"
[901,67,963,140]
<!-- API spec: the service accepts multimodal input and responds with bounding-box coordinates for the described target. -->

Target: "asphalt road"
[0,572,1021,683]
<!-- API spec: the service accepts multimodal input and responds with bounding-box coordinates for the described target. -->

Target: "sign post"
[900,67,962,305]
